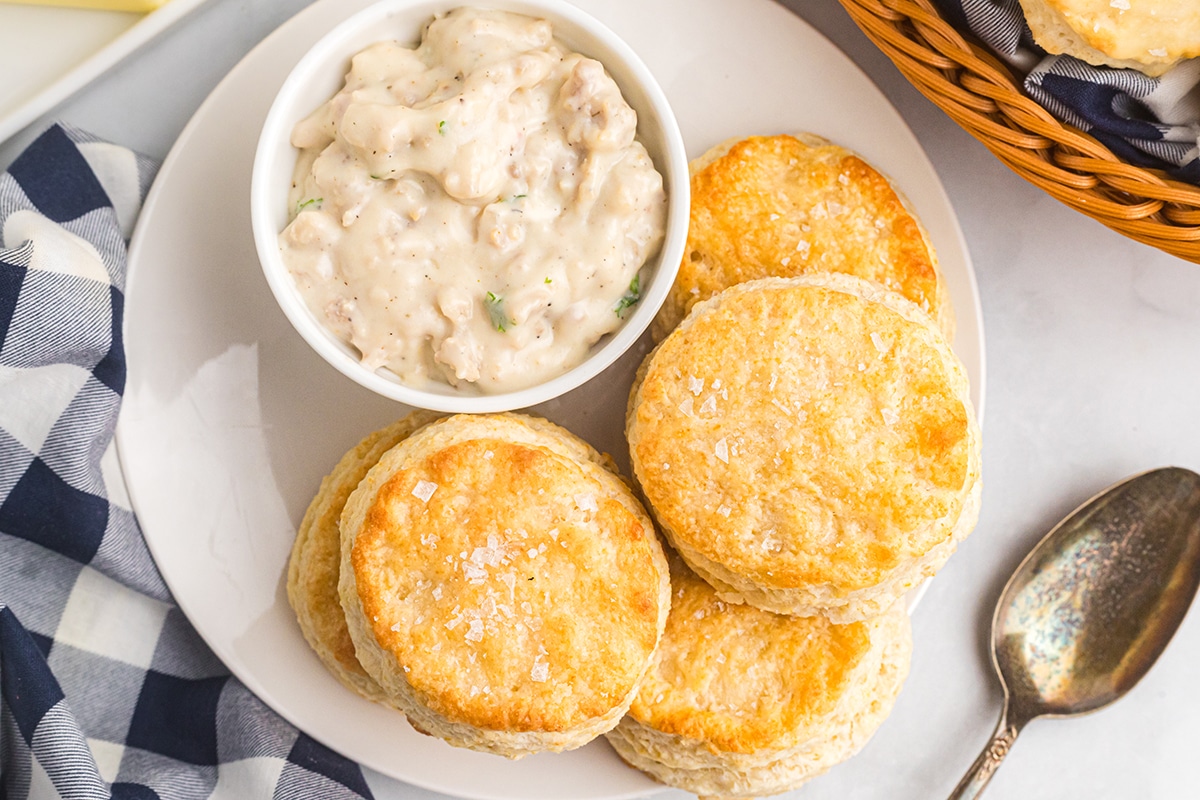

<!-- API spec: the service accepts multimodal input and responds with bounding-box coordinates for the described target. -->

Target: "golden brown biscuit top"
[655,134,949,339]
[350,417,666,732]
[630,276,976,593]
[1035,0,1200,64]
[629,559,873,754]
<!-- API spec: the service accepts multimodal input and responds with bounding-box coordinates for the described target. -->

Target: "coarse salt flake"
[688,375,704,395]
[412,480,438,503]
[769,213,780,221]
[466,619,485,642]
[1149,47,1167,57]
[700,395,717,415]
[679,397,694,416]
[432,586,443,600]
[1110,0,1129,7]
[870,332,887,353]
[881,408,900,426]
[575,493,598,512]
[781,256,791,266]
[717,505,732,518]
[531,659,550,682]
[714,438,729,463]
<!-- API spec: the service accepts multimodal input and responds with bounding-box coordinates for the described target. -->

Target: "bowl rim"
[250,0,690,413]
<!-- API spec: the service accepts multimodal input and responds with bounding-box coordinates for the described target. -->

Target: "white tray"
[0,0,210,143]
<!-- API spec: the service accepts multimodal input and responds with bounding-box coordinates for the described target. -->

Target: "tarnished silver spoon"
[949,466,1200,799]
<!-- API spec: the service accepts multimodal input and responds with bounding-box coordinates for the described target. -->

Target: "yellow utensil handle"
[0,0,167,11]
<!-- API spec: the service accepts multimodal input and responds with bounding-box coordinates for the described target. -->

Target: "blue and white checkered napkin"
[0,125,373,800]
[935,0,1200,183]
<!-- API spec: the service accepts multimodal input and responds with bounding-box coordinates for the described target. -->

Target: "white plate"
[117,1,985,798]
[0,0,212,143]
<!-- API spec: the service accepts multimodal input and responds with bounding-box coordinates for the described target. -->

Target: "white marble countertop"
[4,1,1198,798]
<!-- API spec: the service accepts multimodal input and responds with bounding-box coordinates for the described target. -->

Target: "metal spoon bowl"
[949,467,1200,799]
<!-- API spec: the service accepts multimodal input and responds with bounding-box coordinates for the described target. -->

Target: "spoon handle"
[947,710,1025,800]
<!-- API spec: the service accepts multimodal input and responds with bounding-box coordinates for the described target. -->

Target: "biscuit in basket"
[287,410,441,704]
[1018,0,1200,76]
[338,412,671,758]
[605,556,912,798]
[652,133,952,342]
[628,273,981,623]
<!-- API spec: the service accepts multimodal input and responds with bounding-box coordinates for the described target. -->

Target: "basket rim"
[838,0,1200,262]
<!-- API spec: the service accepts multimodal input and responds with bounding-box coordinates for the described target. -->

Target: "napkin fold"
[0,124,373,800]
[934,0,1200,183]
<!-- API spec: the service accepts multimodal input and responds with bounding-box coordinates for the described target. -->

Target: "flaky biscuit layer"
[286,410,441,703]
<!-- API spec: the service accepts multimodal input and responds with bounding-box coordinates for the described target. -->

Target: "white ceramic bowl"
[251,0,689,413]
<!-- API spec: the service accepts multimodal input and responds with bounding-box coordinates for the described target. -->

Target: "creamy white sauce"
[280,8,667,393]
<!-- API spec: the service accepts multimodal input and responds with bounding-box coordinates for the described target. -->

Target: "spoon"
[948,466,1200,799]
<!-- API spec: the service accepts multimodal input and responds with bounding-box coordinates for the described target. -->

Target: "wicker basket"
[838,0,1200,263]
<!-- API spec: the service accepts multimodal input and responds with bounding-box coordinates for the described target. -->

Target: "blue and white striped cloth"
[0,124,372,800]
[935,0,1200,183]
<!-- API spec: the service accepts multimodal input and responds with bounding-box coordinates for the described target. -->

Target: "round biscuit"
[604,557,912,798]
[651,133,952,343]
[1018,0,1200,76]
[338,412,671,758]
[629,273,982,623]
